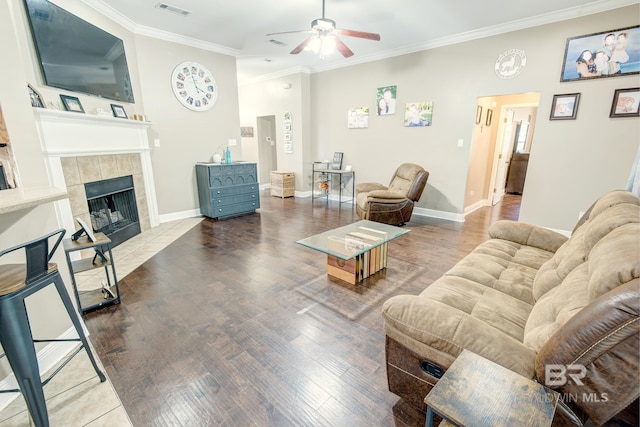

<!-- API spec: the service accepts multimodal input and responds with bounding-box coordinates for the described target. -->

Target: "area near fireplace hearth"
[33,108,159,251]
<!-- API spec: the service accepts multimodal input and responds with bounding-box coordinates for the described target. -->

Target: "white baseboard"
[0,326,81,411]
[158,209,201,223]
[463,199,491,216]
[413,207,465,222]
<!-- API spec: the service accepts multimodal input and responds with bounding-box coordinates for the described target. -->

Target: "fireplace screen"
[85,175,141,247]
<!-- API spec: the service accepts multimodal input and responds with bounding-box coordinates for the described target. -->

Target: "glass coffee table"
[297,220,410,284]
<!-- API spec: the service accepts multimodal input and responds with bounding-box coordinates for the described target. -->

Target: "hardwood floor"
[83,193,521,426]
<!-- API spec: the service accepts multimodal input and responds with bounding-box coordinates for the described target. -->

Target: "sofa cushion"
[532,190,640,301]
[524,203,640,352]
[383,233,556,378]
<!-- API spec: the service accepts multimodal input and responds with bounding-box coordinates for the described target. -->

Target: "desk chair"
[0,229,106,427]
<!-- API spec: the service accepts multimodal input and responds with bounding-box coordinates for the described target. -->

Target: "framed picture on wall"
[560,25,640,82]
[240,126,254,137]
[609,87,640,117]
[550,93,581,120]
[485,109,493,126]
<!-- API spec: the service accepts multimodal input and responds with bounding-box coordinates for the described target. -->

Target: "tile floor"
[0,217,203,426]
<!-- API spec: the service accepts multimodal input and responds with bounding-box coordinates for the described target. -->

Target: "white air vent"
[269,39,287,46]
[155,2,190,16]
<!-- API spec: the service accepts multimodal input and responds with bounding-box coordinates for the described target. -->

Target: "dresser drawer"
[209,164,257,187]
[210,183,259,197]
[214,200,261,218]
[211,192,259,207]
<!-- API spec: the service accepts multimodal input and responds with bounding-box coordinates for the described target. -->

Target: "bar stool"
[0,229,106,427]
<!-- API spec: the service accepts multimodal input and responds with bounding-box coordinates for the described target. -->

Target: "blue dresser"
[195,162,260,219]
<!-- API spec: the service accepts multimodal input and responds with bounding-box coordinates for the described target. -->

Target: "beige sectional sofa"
[382,190,639,426]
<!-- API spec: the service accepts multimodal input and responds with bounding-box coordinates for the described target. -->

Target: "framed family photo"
[403,102,433,127]
[560,25,640,82]
[609,87,640,118]
[550,93,581,120]
[376,85,397,115]
[347,107,369,129]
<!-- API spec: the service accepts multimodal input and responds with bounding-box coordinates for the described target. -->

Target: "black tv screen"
[24,0,135,103]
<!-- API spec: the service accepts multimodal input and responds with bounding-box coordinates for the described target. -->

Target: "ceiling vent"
[155,3,190,16]
[269,39,287,47]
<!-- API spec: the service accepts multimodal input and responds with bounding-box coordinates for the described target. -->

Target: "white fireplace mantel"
[33,108,159,232]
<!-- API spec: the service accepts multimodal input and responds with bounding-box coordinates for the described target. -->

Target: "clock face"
[171,62,217,111]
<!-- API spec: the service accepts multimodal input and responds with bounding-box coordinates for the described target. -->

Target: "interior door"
[492,109,515,205]
[256,115,277,184]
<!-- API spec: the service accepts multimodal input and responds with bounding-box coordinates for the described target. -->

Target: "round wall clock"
[494,49,527,79]
[170,62,217,111]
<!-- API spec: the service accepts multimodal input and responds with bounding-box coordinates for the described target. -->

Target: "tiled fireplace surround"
[34,109,159,246]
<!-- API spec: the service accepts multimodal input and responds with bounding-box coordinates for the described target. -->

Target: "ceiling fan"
[266,0,381,58]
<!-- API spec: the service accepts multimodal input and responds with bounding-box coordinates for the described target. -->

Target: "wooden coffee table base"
[326,243,387,284]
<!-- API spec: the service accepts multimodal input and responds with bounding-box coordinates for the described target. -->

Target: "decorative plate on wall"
[495,49,526,79]
[171,62,217,111]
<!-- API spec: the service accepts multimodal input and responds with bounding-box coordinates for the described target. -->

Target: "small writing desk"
[312,162,355,207]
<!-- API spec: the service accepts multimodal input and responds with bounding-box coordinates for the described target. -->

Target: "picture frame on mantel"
[60,94,85,113]
[111,104,128,119]
[27,83,45,108]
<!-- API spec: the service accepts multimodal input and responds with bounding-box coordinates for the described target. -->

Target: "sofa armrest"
[366,190,407,201]
[355,182,387,194]
[382,294,537,379]
[488,220,568,253]
[534,280,639,425]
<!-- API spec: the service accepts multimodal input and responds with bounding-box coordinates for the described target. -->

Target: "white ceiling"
[83,0,636,84]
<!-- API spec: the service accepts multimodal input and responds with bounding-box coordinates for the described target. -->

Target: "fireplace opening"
[85,175,141,247]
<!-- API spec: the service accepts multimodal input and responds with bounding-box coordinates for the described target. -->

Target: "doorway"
[256,115,277,184]
[464,93,540,215]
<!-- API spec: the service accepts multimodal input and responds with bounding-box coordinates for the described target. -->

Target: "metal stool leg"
[0,299,49,427]
[52,274,106,383]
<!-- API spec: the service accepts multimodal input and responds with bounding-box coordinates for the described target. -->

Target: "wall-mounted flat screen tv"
[24,0,135,103]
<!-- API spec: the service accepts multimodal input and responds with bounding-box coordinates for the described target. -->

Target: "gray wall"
[134,35,241,216]
[305,5,639,230]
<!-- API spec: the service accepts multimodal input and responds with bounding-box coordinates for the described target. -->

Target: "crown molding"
[309,0,639,74]
[82,0,638,77]
[238,66,311,86]
[80,0,240,56]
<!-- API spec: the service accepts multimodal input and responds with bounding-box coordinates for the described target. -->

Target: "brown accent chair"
[382,190,640,426]
[355,163,429,225]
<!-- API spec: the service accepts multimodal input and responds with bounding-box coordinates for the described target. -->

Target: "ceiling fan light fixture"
[320,36,336,56]
[305,35,336,58]
[311,18,336,31]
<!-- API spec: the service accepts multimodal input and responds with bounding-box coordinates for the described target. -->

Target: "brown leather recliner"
[355,163,429,225]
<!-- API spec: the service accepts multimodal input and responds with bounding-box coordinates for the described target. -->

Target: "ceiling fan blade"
[335,38,354,58]
[266,29,313,37]
[336,29,381,41]
[290,37,316,54]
